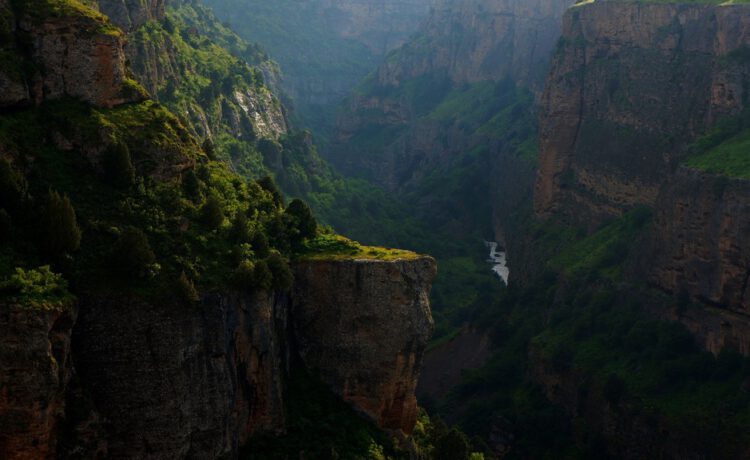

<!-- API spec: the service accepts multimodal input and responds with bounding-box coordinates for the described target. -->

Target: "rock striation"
[535,1,750,223]
[98,0,165,31]
[71,292,288,458]
[292,257,436,433]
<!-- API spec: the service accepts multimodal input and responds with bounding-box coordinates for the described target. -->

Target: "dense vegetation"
[0,97,317,308]
[433,209,750,458]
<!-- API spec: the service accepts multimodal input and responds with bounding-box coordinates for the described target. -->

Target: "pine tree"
[200,195,224,230]
[37,190,81,259]
[104,142,136,188]
[109,228,156,278]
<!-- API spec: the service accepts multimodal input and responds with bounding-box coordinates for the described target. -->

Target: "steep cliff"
[202,0,432,135]
[98,0,165,31]
[375,0,571,92]
[0,2,438,457]
[535,0,750,223]
[70,292,288,458]
[0,303,76,460]
[292,257,436,433]
[0,0,146,109]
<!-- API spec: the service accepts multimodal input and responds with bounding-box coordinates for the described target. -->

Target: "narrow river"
[485,241,509,284]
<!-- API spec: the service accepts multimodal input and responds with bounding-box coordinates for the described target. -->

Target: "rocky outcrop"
[292,257,436,433]
[0,1,144,109]
[71,292,288,459]
[122,2,288,143]
[0,303,76,460]
[0,255,436,457]
[535,1,750,223]
[98,0,165,31]
[648,167,750,315]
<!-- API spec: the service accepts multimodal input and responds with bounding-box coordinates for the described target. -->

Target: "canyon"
[3,0,750,458]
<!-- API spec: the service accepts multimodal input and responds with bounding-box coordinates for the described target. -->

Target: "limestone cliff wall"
[70,292,288,458]
[0,304,76,460]
[535,1,750,222]
[0,256,436,457]
[292,257,436,433]
[375,0,571,91]
[647,168,750,316]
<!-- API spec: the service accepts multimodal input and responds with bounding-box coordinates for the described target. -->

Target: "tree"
[200,195,224,230]
[434,428,470,460]
[267,251,293,292]
[109,228,156,278]
[285,198,317,244]
[0,157,25,212]
[257,175,284,207]
[37,190,81,259]
[251,231,270,259]
[103,142,135,188]
[230,212,249,243]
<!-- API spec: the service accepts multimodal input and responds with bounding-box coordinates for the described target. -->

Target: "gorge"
[2,0,750,458]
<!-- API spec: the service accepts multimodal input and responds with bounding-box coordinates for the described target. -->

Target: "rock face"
[535,1,750,223]
[333,0,570,188]
[98,0,165,31]
[648,168,750,315]
[292,257,436,433]
[122,2,288,142]
[0,1,143,109]
[0,304,76,460]
[0,256,436,457]
[71,293,288,458]
[202,0,432,131]
[375,0,572,92]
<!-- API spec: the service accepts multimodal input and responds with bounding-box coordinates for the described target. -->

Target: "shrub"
[109,228,156,278]
[200,195,224,230]
[251,231,270,259]
[103,142,135,188]
[0,266,73,309]
[36,189,81,259]
[285,198,317,244]
[175,271,199,304]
